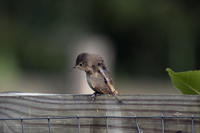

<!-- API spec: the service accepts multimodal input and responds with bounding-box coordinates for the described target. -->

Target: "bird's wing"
[89,70,121,102]
[89,73,112,94]
[98,68,120,94]
[89,66,120,94]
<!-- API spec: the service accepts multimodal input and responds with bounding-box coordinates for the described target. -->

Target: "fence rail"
[0,93,200,133]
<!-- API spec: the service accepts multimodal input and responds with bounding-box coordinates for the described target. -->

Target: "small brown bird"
[70,53,121,103]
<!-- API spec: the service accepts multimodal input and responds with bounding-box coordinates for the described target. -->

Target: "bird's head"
[70,53,90,72]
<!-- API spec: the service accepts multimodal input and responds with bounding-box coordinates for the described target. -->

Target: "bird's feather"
[89,73,112,94]
[88,67,119,95]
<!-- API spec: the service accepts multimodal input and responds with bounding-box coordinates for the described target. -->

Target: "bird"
[70,52,122,103]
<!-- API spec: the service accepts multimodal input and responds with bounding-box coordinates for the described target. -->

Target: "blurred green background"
[1,1,200,94]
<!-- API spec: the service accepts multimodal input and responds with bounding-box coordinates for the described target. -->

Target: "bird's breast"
[86,73,97,92]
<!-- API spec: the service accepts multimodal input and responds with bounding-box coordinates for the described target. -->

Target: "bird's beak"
[69,66,76,71]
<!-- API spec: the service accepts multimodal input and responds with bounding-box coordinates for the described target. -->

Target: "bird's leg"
[92,92,98,101]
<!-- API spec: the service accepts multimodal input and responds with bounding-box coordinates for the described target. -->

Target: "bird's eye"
[79,63,82,66]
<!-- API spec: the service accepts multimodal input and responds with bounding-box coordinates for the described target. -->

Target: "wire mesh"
[0,115,199,133]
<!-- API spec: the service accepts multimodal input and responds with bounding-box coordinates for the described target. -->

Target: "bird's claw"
[92,93,96,102]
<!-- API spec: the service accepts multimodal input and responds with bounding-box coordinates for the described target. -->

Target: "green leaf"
[166,68,200,95]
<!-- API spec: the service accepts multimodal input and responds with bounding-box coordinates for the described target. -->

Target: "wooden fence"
[0,93,200,133]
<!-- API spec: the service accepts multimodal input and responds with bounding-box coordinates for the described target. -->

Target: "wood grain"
[0,93,200,133]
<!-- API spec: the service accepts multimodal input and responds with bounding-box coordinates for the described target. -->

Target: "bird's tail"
[113,89,120,94]
[112,93,122,103]
[112,89,122,103]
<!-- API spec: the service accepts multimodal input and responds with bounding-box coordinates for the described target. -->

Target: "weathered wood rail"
[0,93,200,133]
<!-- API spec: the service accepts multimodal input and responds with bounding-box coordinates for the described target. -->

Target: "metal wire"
[21,116,24,133]
[161,114,164,133]
[77,114,80,133]
[48,116,51,133]
[1,115,199,133]
[1,115,200,120]
[105,113,108,133]
[191,115,193,133]
[134,114,142,133]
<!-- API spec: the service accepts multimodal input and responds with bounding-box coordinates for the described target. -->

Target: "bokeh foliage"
[1,0,200,77]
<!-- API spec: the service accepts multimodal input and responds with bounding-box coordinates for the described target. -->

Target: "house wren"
[70,53,121,103]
